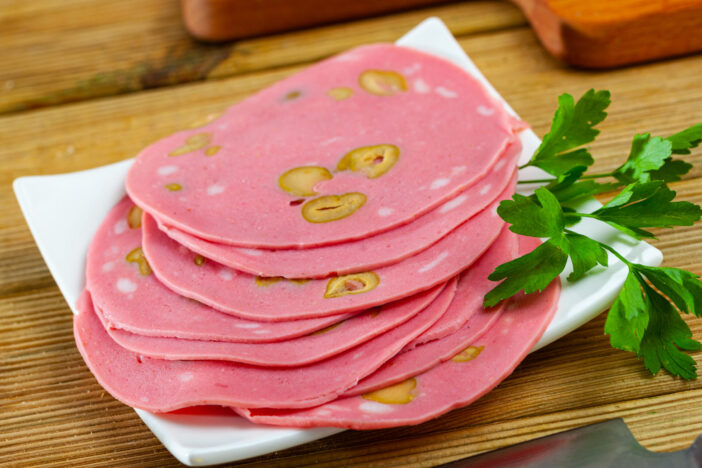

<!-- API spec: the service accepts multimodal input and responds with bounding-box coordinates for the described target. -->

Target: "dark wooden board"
[182,0,702,68]
[182,0,452,41]
[513,0,702,67]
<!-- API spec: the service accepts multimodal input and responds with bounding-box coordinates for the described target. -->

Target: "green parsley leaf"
[497,188,564,238]
[604,269,702,378]
[667,122,702,155]
[686,276,702,318]
[637,266,702,317]
[483,239,568,307]
[647,159,693,182]
[604,271,650,353]
[591,181,702,239]
[528,89,610,176]
[638,284,701,379]
[612,126,699,183]
[487,89,702,379]
[558,180,620,204]
[564,232,608,281]
[532,148,595,177]
[545,166,619,204]
[614,134,672,184]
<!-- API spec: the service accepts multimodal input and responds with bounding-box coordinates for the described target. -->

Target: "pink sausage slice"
[404,227,517,349]
[237,255,559,427]
[87,197,357,341]
[154,145,520,279]
[73,283,451,411]
[126,44,517,249]
[97,279,454,367]
[339,231,527,397]
[141,186,510,321]
[342,298,504,398]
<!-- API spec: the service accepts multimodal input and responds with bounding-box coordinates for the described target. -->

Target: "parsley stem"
[564,228,633,266]
[571,212,598,220]
[597,242,633,267]
[516,172,616,184]
[579,172,615,180]
[517,178,557,184]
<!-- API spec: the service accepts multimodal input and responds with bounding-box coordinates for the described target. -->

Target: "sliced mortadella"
[126,43,518,249]
[342,299,504,398]
[153,144,520,279]
[406,224,518,348]
[236,249,559,428]
[73,283,452,411]
[86,197,356,341]
[141,186,510,321]
[340,230,527,397]
[97,279,454,367]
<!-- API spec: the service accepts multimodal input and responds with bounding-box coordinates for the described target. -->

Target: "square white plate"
[13,17,661,466]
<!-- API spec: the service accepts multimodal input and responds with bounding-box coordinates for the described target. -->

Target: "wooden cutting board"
[182,0,702,68]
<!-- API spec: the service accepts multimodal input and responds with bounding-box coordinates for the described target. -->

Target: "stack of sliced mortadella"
[74,43,560,430]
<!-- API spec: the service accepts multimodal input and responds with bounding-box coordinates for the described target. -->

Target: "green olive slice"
[451,345,484,362]
[327,87,353,100]
[169,133,212,156]
[125,247,152,276]
[279,166,333,197]
[289,278,310,285]
[255,276,283,287]
[337,144,399,179]
[205,145,221,156]
[362,378,417,404]
[284,90,302,100]
[324,271,379,298]
[302,192,366,223]
[127,206,143,229]
[309,321,343,336]
[359,70,407,96]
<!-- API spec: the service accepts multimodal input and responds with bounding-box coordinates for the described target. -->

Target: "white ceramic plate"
[13,18,661,466]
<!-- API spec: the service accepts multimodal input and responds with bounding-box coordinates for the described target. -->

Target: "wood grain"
[0,0,526,114]
[182,0,452,41]
[512,0,702,67]
[182,0,702,67]
[1,1,702,466]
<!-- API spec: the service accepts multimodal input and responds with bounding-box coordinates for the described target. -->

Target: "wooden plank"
[0,0,526,114]
[511,0,702,67]
[182,0,451,41]
[2,28,702,185]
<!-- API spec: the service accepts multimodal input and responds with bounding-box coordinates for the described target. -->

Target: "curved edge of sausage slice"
[87,196,357,341]
[72,279,452,411]
[96,279,454,367]
[334,229,523,396]
[235,238,560,429]
[141,185,511,321]
[404,226,518,349]
[126,43,519,249]
[153,143,520,279]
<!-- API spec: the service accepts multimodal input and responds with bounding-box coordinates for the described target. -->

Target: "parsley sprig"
[484,89,702,379]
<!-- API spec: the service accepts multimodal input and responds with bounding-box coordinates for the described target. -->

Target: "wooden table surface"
[2,1,702,466]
